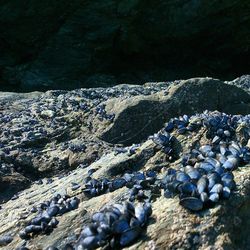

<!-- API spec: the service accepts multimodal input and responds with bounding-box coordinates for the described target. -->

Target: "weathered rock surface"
[0,1,250,91]
[101,78,250,145]
[1,76,250,249]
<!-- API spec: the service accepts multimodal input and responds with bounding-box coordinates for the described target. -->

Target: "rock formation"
[1,77,250,249]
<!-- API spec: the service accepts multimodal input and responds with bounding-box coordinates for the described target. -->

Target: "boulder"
[100,78,250,144]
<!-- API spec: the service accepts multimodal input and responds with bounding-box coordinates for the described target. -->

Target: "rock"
[41,110,55,118]
[1,77,250,249]
[227,75,250,92]
[100,78,250,144]
[0,173,31,203]
[0,1,250,91]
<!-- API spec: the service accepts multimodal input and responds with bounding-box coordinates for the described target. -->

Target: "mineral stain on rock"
[1,77,250,250]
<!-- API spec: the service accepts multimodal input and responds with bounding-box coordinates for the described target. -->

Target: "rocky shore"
[1,76,250,249]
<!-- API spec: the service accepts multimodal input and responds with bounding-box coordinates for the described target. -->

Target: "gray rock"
[0,78,250,250]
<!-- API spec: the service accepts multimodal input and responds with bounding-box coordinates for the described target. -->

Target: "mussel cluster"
[19,194,80,239]
[161,144,239,211]
[164,114,201,134]
[11,111,250,249]
[60,141,87,153]
[95,104,115,122]
[114,144,140,156]
[125,171,158,202]
[83,177,127,197]
[68,143,87,153]
[83,170,158,202]
[74,202,152,249]
[155,111,250,211]
[150,131,175,157]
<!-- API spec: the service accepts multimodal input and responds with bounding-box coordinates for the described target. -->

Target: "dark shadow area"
[0,0,249,92]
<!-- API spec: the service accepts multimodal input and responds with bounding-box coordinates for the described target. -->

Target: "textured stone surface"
[1,77,250,249]
[0,1,250,91]
[100,78,250,144]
